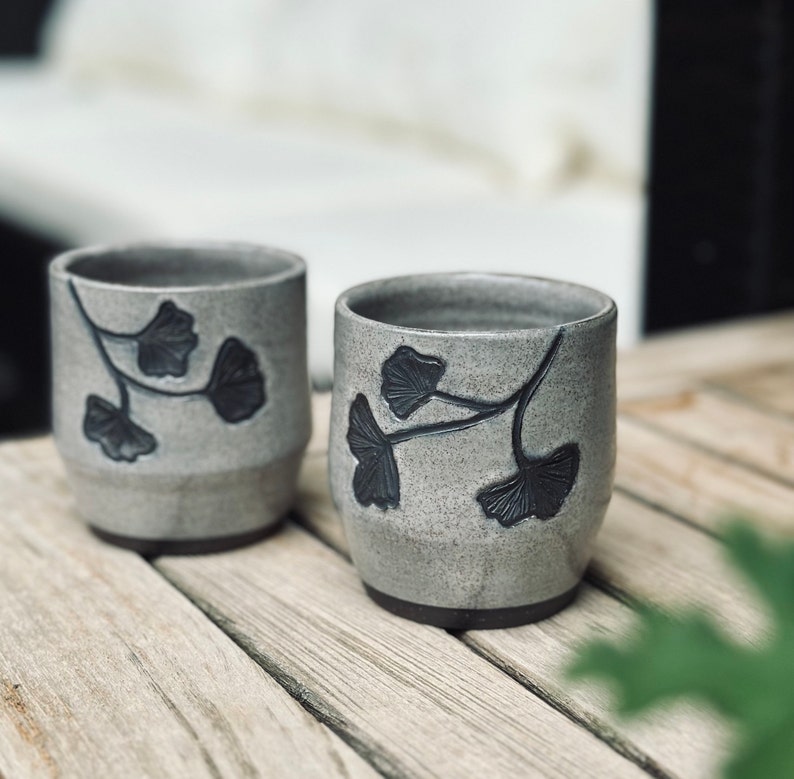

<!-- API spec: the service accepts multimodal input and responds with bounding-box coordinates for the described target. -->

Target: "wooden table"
[2,312,793,779]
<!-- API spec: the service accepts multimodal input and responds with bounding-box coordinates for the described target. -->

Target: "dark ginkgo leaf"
[83,394,157,462]
[205,337,265,423]
[381,345,445,419]
[477,443,580,527]
[347,393,400,509]
[136,301,198,377]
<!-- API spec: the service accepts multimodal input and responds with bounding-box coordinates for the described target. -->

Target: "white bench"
[0,0,650,380]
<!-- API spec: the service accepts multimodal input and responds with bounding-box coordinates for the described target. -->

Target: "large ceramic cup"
[50,241,311,554]
[330,273,616,629]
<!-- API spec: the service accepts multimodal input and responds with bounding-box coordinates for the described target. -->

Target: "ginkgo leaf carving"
[348,331,574,523]
[136,301,198,377]
[69,281,267,463]
[347,393,400,509]
[477,444,580,526]
[381,346,445,419]
[83,394,157,462]
[205,337,266,423]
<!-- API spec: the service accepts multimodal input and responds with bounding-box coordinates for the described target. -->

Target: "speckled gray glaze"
[329,273,616,628]
[50,242,311,552]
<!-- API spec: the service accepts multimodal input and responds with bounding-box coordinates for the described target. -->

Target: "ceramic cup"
[329,273,616,629]
[50,241,311,554]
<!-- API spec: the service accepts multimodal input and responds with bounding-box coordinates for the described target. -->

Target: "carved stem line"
[69,281,132,414]
[385,331,564,449]
[430,391,503,413]
[510,330,564,466]
[92,324,145,340]
[68,281,204,403]
[110,366,204,399]
[386,397,518,444]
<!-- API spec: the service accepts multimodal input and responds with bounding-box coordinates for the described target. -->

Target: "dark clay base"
[90,521,283,557]
[363,583,579,630]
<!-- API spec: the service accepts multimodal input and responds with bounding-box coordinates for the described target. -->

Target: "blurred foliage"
[568,521,794,779]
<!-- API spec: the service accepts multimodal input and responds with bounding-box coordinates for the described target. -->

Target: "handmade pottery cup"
[50,241,311,554]
[329,273,616,628]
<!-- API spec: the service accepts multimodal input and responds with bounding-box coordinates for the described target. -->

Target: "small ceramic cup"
[50,241,311,554]
[329,273,616,629]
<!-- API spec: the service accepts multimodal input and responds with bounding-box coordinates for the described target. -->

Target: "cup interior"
[59,243,301,288]
[343,274,614,332]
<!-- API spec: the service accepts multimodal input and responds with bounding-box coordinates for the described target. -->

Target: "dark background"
[1,0,793,436]
[0,0,62,435]
[0,0,52,57]
[644,0,794,331]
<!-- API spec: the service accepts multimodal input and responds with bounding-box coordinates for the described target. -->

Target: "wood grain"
[464,585,730,779]
[621,391,794,486]
[156,525,648,779]
[591,492,767,641]
[617,311,794,401]
[616,416,794,538]
[709,361,794,418]
[0,440,377,779]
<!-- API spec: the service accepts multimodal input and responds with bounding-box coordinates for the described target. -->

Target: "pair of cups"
[51,242,616,629]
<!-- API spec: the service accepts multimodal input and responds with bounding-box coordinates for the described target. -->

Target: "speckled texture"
[329,274,616,624]
[50,242,311,547]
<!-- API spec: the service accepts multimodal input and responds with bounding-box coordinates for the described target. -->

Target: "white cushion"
[44,0,651,191]
[44,0,274,96]
[0,65,491,242]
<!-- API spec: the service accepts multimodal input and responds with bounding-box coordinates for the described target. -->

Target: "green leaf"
[567,521,794,779]
[569,608,756,719]
[725,713,794,779]
[720,521,794,631]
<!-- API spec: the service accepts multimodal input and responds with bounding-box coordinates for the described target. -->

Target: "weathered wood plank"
[591,492,766,641]
[155,525,648,779]
[615,416,794,538]
[709,361,794,418]
[0,439,377,779]
[617,311,794,401]
[621,391,794,486]
[295,452,733,779]
[463,585,730,779]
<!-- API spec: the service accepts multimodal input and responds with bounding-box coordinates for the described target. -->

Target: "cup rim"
[49,240,305,293]
[336,272,617,336]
